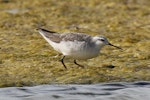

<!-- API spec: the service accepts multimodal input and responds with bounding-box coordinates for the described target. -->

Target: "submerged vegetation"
[0,0,150,87]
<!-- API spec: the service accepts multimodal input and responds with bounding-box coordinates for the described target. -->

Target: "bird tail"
[36,28,56,34]
[36,28,61,43]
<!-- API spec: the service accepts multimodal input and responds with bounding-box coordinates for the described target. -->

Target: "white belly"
[49,40,100,60]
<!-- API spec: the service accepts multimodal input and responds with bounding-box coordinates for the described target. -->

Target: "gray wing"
[37,28,92,43]
[60,32,92,42]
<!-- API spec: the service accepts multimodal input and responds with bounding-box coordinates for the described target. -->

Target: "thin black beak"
[108,43,122,49]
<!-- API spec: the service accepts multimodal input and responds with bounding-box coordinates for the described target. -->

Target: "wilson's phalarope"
[37,28,121,69]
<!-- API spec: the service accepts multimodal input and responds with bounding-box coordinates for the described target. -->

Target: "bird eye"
[99,39,105,41]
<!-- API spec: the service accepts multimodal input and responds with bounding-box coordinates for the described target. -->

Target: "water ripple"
[0,81,150,100]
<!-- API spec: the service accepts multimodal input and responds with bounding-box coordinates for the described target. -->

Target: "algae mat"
[0,0,150,87]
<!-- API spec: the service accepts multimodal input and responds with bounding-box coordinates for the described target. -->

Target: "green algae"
[0,0,150,87]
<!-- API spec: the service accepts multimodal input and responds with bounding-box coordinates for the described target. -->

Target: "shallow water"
[0,81,150,100]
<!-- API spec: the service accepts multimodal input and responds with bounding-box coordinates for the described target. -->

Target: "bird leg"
[74,60,84,68]
[60,56,67,69]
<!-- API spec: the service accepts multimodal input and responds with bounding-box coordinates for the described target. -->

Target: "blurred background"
[0,0,150,87]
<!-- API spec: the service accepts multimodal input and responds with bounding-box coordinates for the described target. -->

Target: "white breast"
[50,40,100,60]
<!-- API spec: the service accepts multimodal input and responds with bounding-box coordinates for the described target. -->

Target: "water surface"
[0,81,150,100]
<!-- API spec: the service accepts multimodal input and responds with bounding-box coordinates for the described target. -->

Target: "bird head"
[93,36,122,49]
